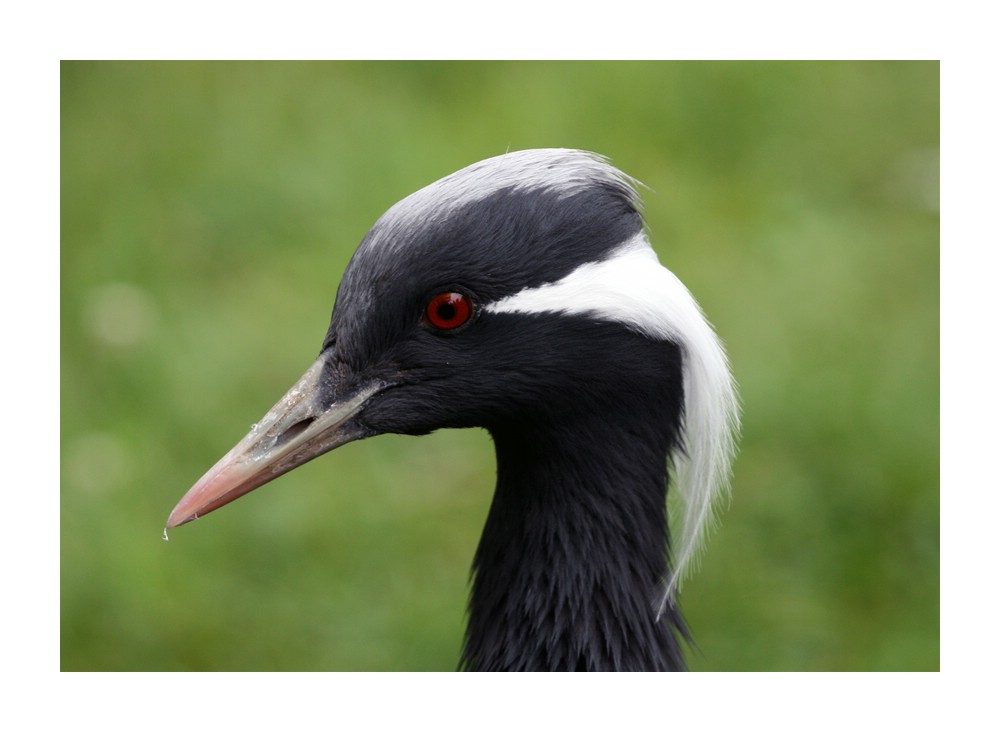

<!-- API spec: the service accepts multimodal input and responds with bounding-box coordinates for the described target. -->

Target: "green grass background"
[61,61,939,671]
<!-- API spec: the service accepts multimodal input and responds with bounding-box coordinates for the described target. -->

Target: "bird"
[166,148,739,671]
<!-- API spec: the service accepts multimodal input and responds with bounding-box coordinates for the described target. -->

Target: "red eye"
[425,291,473,331]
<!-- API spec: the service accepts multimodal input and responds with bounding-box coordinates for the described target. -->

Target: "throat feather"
[461,416,688,672]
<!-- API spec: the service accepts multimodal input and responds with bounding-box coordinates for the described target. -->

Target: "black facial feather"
[324,181,643,363]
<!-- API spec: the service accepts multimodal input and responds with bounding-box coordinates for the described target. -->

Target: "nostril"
[274,418,315,448]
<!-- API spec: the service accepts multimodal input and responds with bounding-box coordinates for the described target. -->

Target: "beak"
[166,356,383,529]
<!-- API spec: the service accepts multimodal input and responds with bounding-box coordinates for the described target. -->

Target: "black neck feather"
[461,397,687,671]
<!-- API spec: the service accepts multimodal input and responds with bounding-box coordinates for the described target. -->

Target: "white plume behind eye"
[487,233,740,612]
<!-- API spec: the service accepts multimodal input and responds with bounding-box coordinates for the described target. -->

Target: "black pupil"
[437,301,457,321]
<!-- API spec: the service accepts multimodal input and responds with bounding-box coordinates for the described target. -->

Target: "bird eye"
[424,291,473,331]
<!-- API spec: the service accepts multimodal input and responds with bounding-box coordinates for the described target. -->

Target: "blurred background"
[61,61,939,671]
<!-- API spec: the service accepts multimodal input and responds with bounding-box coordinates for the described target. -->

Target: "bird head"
[166,148,738,592]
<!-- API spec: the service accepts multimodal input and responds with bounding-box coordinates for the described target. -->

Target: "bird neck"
[461,412,687,671]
